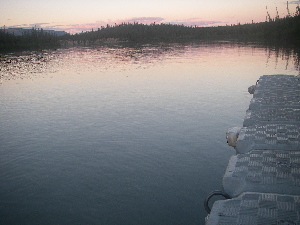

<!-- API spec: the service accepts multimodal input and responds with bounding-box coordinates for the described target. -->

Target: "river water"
[0,42,299,225]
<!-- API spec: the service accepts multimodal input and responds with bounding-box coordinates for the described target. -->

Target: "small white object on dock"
[226,127,242,147]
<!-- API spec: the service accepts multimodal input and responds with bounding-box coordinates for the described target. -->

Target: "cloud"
[116,17,164,24]
[289,1,300,4]
[10,23,51,29]
[10,24,29,28]
[167,18,223,27]
[29,23,50,27]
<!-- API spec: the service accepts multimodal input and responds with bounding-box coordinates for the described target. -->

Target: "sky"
[1,0,300,34]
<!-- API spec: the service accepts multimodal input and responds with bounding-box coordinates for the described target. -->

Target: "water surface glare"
[0,42,299,225]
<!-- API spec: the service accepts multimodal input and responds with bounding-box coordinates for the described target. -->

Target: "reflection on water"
[0,51,59,80]
[263,45,300,73]
[0,44,180,81]
[0,42,299,225]
[1,42,299,82]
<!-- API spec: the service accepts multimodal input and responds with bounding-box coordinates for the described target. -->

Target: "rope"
[204,190,231,214]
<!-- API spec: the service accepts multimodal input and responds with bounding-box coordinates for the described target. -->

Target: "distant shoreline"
[1,14,299,52]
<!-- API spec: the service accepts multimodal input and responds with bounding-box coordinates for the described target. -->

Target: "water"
[0,42,299,225]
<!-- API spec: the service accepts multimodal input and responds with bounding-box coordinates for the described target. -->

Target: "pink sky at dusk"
[1,0,300,34]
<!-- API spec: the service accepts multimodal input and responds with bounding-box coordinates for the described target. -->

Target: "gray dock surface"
[205,75,300,225]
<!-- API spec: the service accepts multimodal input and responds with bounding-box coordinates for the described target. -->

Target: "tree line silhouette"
[0,28,60,51]
[1,6,299,51]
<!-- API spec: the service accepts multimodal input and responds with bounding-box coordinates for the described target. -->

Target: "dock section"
[205,75,300,225]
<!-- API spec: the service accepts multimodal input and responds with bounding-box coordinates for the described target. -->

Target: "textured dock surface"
[223,150,300,197]
[206,75,300,225]
[243,107,300,127]
[206,192,300,225]
[236,124,300,153]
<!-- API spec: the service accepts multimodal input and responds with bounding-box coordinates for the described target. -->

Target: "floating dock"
[205,75,300,225]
